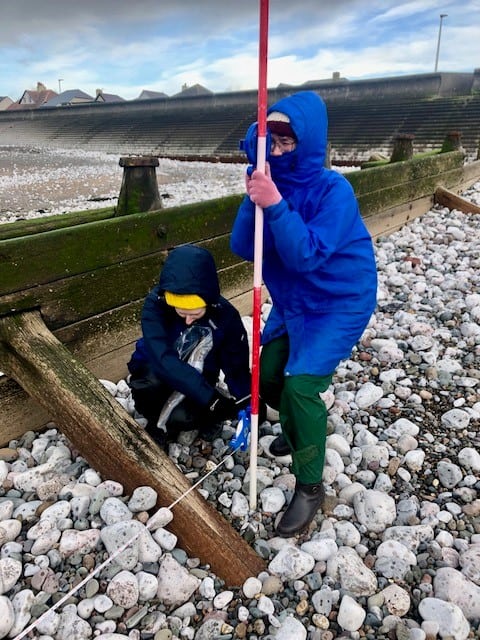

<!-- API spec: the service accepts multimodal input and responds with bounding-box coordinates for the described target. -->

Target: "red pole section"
[257,0,269,139]
[251,0,269,417]
[249,0,269,510]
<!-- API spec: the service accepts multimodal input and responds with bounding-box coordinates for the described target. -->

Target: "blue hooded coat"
[128,244,251,407]
[230,91,377,376]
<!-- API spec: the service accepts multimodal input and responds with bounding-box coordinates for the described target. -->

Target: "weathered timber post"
[441,131,463,153]
[390,134,415,163]
[0,310,265,585]
[116,156,163,216]
[434,186,480,214]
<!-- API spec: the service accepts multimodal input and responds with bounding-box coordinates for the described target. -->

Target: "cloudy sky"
[0,0,476,101]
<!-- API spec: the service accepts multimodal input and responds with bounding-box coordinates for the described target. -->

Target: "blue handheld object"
[230,406,251,451]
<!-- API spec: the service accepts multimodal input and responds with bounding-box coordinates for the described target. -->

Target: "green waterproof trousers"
[260,334,333,485]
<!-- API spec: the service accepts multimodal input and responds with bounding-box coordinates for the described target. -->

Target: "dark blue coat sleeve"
[217,303,251,400]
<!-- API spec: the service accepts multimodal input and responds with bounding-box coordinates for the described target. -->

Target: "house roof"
[172,83,213,98]
[136,89,169,100]
[94,92,125,103]
[42,89,94,108]
[7,102,26,111]
[11,89,58,109]
[0,96,13,111]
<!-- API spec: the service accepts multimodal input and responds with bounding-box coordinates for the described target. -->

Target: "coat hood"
[267,91,328,202]
[158,244,220,304]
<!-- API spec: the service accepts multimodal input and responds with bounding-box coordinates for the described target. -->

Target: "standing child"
[231,91,377,536]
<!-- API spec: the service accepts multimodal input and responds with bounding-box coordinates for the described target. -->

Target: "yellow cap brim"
[165,291,206,310]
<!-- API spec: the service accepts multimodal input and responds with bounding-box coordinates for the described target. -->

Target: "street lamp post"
[58,78,64,93]
[434,13,448,73]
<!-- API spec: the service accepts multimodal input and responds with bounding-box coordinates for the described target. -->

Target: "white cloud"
[0,0,476,101]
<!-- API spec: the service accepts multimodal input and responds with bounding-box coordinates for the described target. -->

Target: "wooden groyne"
[1,149,479,438]
[1,146,479,584]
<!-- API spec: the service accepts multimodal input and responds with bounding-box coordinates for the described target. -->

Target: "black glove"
[208,391,237,423]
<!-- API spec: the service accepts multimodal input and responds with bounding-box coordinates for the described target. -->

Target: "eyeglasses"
[270,135,296,153]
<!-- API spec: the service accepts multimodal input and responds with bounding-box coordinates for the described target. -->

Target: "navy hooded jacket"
[230,91,377,375]
[128,244,251,407]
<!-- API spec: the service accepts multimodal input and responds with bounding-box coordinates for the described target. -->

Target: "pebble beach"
[0,147,479,640]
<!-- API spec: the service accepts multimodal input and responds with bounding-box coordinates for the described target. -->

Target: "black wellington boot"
[276,482,326,537]
[146,421,167,449]
[269,434,291,457]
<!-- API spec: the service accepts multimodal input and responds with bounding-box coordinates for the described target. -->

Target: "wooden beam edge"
[434,185,480,214]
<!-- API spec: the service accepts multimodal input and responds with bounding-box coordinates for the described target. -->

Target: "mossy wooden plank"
[0,207,115,241]
[0,254,161,326]
[365,195,435,239]
[0,153,467,296]
[1,195,243,296]
[0,235,244,322]
[346,151,464,195]
[357,167,464,215]
[0,249,253,329]
[0,301,146,442]
[55,300,144,359]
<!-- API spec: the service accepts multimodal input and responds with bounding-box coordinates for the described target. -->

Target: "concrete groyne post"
[116,156,163,216]
[390,134,415,163]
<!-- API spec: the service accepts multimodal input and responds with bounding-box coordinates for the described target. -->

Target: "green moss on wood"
[0,235,249,329]
[0,207,116,241]
[0,194,243,296]
[346,151,464,195]
[0,151,471,337]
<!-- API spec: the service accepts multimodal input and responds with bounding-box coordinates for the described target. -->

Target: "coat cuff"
[264,199,287,221]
